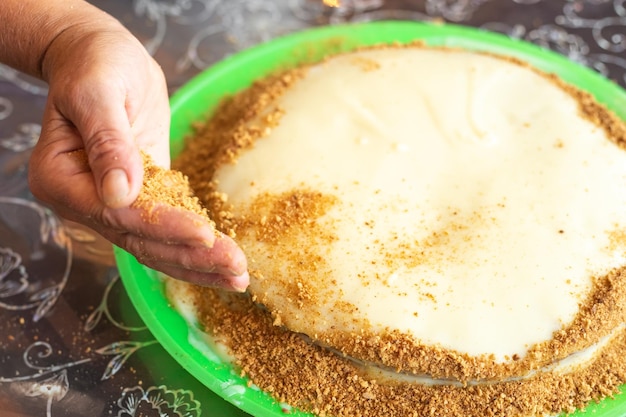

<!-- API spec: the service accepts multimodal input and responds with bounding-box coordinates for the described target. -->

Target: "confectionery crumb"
[132,153,214,227]
[64,148,214,227]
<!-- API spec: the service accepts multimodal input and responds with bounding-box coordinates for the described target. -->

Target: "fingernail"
[197,228,216,248]
[199,239,215,249]
[231,271,250,293]
[210,265,242,277]
[200,270,249,292]
[210,271,249,292]
[103,169,130,208]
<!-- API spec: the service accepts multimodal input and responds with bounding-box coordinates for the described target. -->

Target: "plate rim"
[117,20,626,417]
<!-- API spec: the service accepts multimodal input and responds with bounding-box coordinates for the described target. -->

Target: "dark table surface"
[2,1,626,416]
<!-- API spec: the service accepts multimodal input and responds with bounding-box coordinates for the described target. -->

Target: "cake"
[168,45,626,416]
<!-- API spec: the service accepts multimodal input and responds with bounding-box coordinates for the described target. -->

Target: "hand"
[27,22,249,291]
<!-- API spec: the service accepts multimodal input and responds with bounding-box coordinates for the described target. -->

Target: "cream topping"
[213,48,626,362]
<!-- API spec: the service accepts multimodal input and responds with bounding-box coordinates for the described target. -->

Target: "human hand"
[27,21,249,291]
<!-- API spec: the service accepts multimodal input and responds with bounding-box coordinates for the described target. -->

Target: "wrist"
[41,19,133,84]
[0,0,131,79]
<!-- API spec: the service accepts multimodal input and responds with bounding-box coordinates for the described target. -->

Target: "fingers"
[100,204,217,247]
[148,264,249,292]
[105,226,249,291]
[58,79,144,209]
[127,59,171,170]
[29,128,250,292]
[114,225,247,277]
[28,27,249,291]
[40,26,155,209]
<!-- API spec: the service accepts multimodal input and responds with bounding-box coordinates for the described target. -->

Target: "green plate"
[116,21,626,417]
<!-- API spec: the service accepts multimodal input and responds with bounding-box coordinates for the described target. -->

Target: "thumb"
[64,85,144,209]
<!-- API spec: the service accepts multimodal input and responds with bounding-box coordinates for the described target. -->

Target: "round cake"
[169,44,626,416]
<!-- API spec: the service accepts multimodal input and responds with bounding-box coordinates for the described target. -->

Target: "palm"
[28,29,248,291]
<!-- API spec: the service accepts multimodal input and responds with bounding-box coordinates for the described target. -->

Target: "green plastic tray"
[116,21,626,417]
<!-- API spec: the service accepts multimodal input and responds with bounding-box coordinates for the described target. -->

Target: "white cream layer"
[214,48,626,362]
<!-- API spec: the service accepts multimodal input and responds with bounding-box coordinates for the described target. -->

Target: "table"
[1,1,625,416]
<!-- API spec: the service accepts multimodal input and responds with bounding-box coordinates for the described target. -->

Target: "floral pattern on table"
[0,197,70,322]
[116,385,201,417]
[0,199,162,414]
